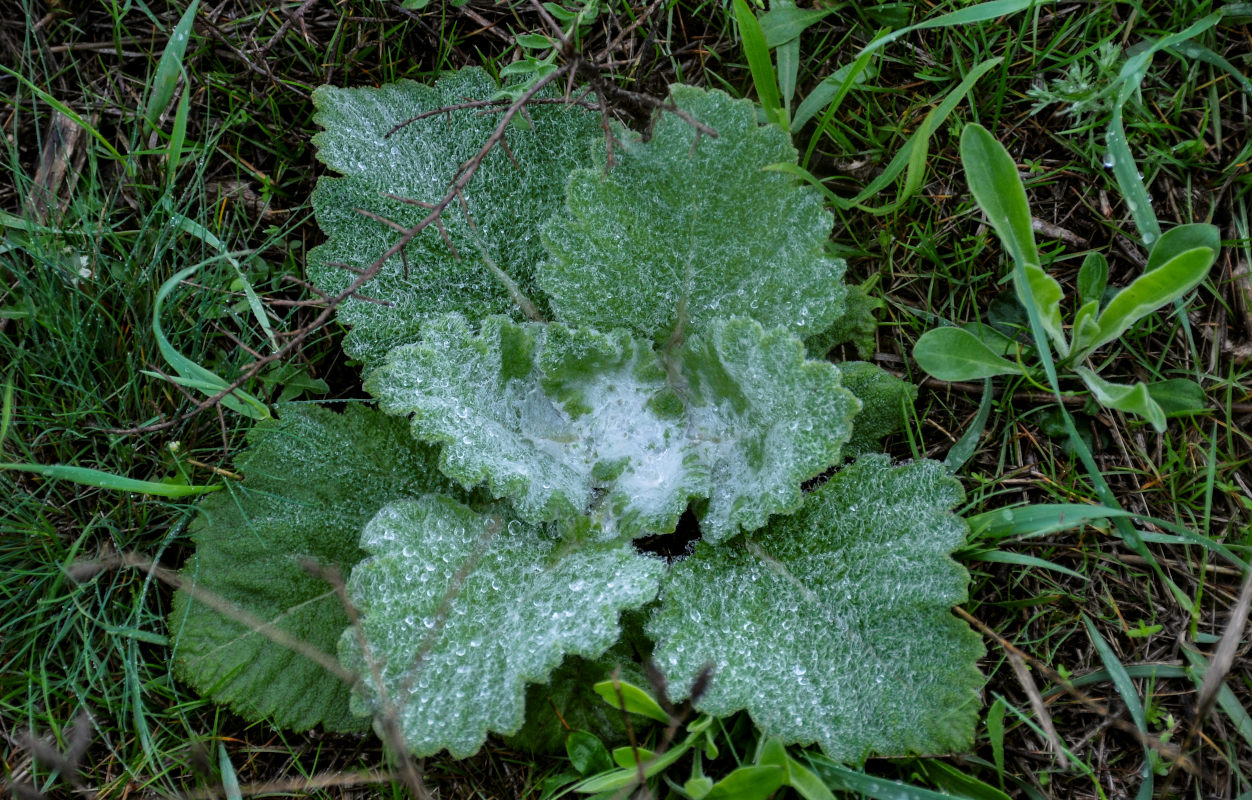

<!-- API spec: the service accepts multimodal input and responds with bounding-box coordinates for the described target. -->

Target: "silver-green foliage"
[366,314,859,543]
[173,69,981,761]
[307,68,601,365]
[340,496,663,757]
[169,404,469,732]
[540,84,847,345]
[647,456,984,761]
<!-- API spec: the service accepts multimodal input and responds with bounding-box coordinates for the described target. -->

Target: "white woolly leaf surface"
[309,68,600,365]
[365,315,705,539]
[647,456,985,761]
[540,84,847,344]
[340,496,663,757]
[365,315,856,541]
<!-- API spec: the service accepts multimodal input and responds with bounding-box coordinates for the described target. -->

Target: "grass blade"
[733,0,785,130]
[0,462,220,497]
[152,263,270,420]
[144,0,200,128]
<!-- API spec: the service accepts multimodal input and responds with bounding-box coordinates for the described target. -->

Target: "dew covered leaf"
[682,318,859,542]
[836,361,916,455]
[365,314,706,539]
[308,67,600,365]
[540,84,847,345]
[805,282,882,360]
[169,404,468,732]
[365,315,856,542]
[647,456,984,761]
[339,495,663,757]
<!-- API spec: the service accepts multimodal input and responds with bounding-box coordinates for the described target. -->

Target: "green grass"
[2,0,1250,797]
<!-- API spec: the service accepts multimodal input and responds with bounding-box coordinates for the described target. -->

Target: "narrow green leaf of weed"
[1074,368,1166,432]
[218,743,243,800]
[944,379,993,473]
[906,758,1012,800]
[149,263,270,419]
[759,5,837,47]
[166,204,278,353]
[0,65,126,163]
[1167,39,1252,97]
[804,754,964,800]
[960,548,1087,581]
[1104,13,1221,244]
[913,327,1024,380]
[0,462,220,496]
[986,697,1007,786]
[773,0,800,119]
[165,82,192,186]
[795,39,880,139]
[851,58,1002,215]
[144,0,200,128]
[1082,615,1153,796]
[0,376,12,443]
[961,123,1040,272]
[733,0,785,129]
[592,679,670,723]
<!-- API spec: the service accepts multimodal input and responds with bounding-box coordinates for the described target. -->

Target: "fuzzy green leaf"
[913,327,1025,380]
[647,456,984,761]
[339,496,663,757]
[308,68,600,365]
[366,314,704,539]
[169,405,468,732]
[540,84,847,345]
[366,315,857,542]
[805,282,882,360]
[682,318,859,540]
[836,361,916,455]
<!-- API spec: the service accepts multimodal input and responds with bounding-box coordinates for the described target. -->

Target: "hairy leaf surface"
[308,68,600,365]
[366,315,857,541]
[169,405,467,732]
[540,84,847,344]
[339,496,663,757]
[682,318,859,540]
[647,456,984,760]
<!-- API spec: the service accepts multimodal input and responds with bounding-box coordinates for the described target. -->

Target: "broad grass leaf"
[339,495,663,757]
[308,68,600,365]
[169,405,468,732]
[913,327,1024,380]
[647,457,984,761]
[540,85,846,345]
